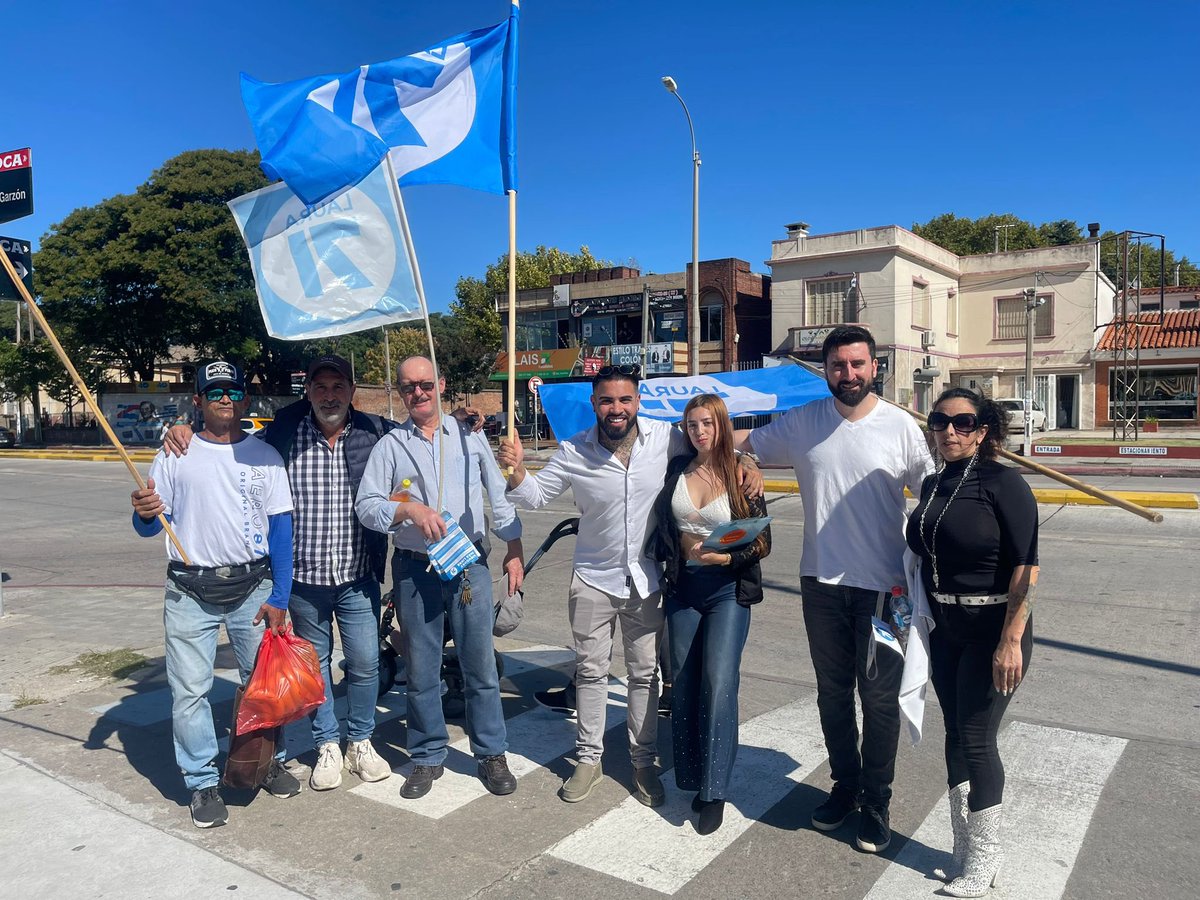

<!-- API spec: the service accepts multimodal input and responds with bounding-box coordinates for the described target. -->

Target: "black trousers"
[929,601,1033,811]
[800,577,903,808]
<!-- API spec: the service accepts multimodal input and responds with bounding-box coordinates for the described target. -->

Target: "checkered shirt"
[288,414,370,586]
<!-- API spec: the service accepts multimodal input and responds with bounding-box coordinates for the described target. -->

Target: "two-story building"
[766,223,1115,428]
[492,259,771,423]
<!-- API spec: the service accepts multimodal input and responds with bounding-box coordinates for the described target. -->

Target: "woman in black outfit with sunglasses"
[904,388,1038,898]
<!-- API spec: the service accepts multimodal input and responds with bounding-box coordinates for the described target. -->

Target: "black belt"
[168,558,269,577]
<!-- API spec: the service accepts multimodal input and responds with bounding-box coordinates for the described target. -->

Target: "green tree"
[1098,232,1200,290]
[34,149,271,382]
[361,326,429,385]
[0,339,60,441]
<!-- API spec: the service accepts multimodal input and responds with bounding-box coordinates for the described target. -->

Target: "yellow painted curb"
[1,450,158,463]
[1029,488,1197,510]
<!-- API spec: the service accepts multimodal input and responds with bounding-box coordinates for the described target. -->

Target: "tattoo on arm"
[1006,581,1036,625]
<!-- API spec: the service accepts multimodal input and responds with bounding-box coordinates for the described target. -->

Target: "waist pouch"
[168,557,271,606]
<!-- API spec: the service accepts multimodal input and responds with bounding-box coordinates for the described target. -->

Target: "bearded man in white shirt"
[499,364,761,807]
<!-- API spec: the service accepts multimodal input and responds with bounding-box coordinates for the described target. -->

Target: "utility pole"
[382,327,394,420]
[995,223,1018,253]
[1023,283,1045,454]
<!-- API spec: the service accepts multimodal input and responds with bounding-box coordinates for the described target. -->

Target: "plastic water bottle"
[890,586,912,645]
[391,478,412,503]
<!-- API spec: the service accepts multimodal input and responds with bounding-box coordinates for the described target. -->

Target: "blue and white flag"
[537,366,830,440]
[241,3,519,206]
[228,161,423,340]
[426,512,482,582]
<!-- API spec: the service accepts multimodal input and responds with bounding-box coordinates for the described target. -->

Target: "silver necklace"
[918,449,980,593]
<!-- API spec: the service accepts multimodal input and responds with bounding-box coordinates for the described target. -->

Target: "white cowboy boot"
[940,781,971,881]
[945,803,1003,898]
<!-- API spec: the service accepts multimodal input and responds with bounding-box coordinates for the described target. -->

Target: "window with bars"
[805,278,853,325]
[995,294,1053,340]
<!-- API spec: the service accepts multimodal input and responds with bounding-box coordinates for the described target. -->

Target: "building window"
[995,293,1053,340]
[700,305,723,342]
[1180,299,1199,310]
[947,290,959,334]
[1108,366,1197,421]
[806,277,853,325]
[912,278,931,329]
[517,309,569,350]
[1140,302,1162,312]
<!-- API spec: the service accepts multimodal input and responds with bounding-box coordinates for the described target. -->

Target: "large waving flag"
[241,3,519,206]
[537,366,831,441]
[229,161,423,340]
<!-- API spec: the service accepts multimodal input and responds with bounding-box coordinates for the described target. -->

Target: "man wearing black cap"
[165,355,399,792]
[132,361,299,828]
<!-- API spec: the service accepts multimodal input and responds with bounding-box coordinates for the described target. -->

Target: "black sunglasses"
[399,380,436,395]
[928,411,980,434]
[203,387,245,402]
[596,363,641,378]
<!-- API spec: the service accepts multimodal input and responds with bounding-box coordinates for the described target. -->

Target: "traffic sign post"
[0,236,33,301]
[527,376,543,452]
[0,148,33,226]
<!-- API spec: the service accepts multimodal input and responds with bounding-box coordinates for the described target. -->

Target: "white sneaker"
[310,741,343,791]
[346,739,392,783]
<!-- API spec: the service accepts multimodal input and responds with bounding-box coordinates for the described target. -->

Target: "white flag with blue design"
[228,161,422,340]
[240,2,519,206]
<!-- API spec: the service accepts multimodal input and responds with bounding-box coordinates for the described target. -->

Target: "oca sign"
[0,147,32,226]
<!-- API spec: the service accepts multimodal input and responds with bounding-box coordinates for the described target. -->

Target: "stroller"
[373,517,580,698]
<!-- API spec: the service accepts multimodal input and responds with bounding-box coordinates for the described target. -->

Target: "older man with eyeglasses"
[498,363,763,807]
[356,356,524,801]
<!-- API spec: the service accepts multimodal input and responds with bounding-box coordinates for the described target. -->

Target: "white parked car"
[995,398,1047,432]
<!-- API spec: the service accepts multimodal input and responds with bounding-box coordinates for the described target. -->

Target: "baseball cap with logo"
[196,361,246,393]
[306,354,353,383]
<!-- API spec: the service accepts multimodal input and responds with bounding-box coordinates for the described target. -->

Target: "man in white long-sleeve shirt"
[499,365,762,808]
[500,365,679,806]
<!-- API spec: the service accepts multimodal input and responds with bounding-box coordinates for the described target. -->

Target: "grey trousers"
[568,573,663,767]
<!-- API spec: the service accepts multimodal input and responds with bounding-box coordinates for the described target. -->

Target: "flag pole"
[506,189,517,462]
[788,357,1162,524]
[384,155,445,511]
[0,252,192,561]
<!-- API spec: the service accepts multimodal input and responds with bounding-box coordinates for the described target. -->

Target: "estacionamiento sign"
[0,148,33,226]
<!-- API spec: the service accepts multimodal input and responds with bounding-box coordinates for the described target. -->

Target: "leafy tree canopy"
[911,213,1083,256]
[34,149,271,382]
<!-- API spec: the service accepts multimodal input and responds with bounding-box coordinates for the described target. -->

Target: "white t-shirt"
[750,397,934,592]
[148,435,293,567]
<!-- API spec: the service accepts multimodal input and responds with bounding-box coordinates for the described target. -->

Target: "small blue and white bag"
[425,512,481,582]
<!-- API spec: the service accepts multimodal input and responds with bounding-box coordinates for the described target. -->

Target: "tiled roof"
[1097,310,1200,351]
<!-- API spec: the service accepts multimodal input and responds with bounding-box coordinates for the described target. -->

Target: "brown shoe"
[560,761,603,803]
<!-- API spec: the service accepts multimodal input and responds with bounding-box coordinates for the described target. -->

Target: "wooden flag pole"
[790,358,1163,524]
[505,189,517,471]
[0,252,192,560]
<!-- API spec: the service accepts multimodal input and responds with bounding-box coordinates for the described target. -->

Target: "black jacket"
[260,399,398,583]
[646,454,772,607]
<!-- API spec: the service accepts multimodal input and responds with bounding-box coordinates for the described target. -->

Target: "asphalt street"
[0,457,1197,899]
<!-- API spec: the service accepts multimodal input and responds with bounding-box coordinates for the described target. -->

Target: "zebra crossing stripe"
[350,669,626,820]
[546,695,828,895]
[864,721,1127,899]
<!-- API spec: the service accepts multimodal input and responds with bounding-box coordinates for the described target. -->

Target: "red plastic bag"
[236,625,325,732]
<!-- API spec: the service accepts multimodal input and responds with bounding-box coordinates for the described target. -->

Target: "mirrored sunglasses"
[203,387,245,402]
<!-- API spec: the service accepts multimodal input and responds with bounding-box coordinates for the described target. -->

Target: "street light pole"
[662,75,701,375]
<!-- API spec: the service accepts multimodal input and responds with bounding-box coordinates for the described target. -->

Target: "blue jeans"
[667,567,750,801]
[163,574,282,793]
[800,576,902,808]
[288,576,381,745]
[393,553,506,764]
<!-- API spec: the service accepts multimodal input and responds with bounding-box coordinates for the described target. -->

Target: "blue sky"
[5,1,1198,313]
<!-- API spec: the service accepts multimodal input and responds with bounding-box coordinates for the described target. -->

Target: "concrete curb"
[757,479,1198,510]
[0,450,158,463]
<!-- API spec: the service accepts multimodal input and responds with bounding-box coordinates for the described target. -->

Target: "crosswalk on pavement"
[77,644,1132,898]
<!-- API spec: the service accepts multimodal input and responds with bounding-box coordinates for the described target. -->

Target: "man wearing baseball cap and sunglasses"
[131,361,299,828]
